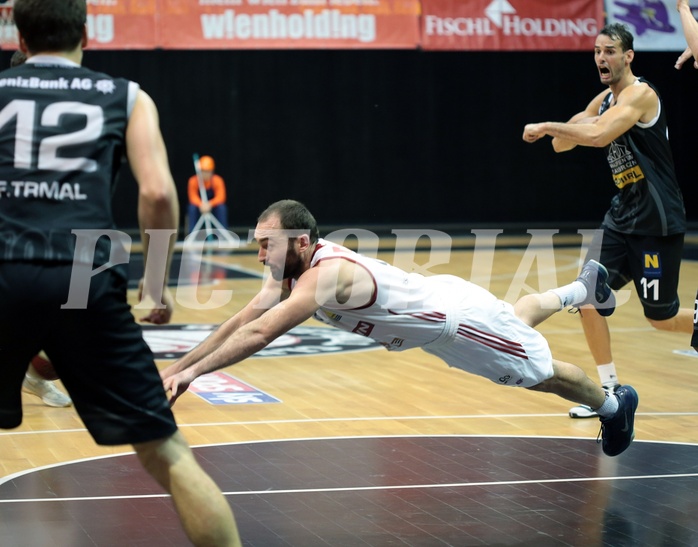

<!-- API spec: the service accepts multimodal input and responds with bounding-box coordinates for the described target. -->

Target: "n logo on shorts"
[643,251,662,278]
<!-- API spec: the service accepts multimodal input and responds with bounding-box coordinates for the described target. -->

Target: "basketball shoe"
[23,374,72,408]
[598,385,638,457]
[575,259,615,317]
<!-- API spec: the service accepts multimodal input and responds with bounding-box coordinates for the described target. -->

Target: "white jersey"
[305,239,458,350]
[294,239,554,388]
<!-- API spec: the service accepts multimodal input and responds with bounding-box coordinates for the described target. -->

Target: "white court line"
[177,411,698,429]
[3,411,698,437]
[229,472,698,496]
[2,472,698,504]
[1,433,698,496]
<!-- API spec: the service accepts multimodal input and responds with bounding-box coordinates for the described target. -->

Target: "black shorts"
[584,226,684,321]
[0,261,177,445]
[691,292,698,351]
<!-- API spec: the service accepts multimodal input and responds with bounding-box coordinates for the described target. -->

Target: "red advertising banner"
[158,0,421,50]
[86,0,159,50]
[0,0,608,51]
[0,0,159,50]
[420,0,604,51]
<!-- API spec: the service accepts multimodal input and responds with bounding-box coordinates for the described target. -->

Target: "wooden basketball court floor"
[1,232,697,546]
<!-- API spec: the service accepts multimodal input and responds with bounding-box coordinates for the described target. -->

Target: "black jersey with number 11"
[598,77,686,236]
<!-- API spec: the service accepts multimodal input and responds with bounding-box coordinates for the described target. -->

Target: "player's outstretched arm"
[163,270,322,405]
[676,0,698,69]
[524,86,653,150]
[523,91,607,151]
[159,274,288,378]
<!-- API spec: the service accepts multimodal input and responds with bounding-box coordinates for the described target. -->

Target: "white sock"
[549,280,587,309]
[595,391,619,418]
[597,363,618,389]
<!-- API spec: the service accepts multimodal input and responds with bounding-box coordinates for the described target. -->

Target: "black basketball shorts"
[0,261,177,445]
[584,227,684,321]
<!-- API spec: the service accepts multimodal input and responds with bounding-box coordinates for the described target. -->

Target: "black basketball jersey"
[692,289,698,350]
[0,57,137,265]
[598,78,686,236]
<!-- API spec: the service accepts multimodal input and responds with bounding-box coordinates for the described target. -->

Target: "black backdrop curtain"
[2,49,695,232]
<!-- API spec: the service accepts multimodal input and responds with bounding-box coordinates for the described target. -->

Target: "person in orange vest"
[187,155,228,233]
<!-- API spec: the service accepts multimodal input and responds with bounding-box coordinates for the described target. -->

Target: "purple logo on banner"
[189,372,281,405]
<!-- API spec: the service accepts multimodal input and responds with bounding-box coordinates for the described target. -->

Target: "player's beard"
[282,246,304,280]
[267,243,303,281]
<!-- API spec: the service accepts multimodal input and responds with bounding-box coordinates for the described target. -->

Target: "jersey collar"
[26,55,80,68]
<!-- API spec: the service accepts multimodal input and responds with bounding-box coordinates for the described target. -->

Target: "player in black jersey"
[675,0,698,353]
[694,294,698,352]
[523,23,694,417]
[0,1,240,544]
[7,45,73,409]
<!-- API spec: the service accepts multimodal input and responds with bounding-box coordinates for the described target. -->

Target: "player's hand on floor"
[139,285,175,324]
[162,370,193,406]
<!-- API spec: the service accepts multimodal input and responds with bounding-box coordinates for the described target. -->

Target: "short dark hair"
[258,200,320,244]
[599,23,634,52]
[13,0,86,54]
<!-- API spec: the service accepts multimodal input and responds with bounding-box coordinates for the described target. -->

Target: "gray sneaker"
[576,260,616,316]
[22,374,72,408]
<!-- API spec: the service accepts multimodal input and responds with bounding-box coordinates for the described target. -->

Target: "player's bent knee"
[646,316,676,331]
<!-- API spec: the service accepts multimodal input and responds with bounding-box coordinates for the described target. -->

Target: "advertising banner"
[158,0,421,50]
[87,0,159,50]
[420,0,604,51]
[0,0,159,50]
[605,0,692,51]
[3,0,686,52]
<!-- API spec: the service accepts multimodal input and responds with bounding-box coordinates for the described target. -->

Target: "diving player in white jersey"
[162,200,638,457]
